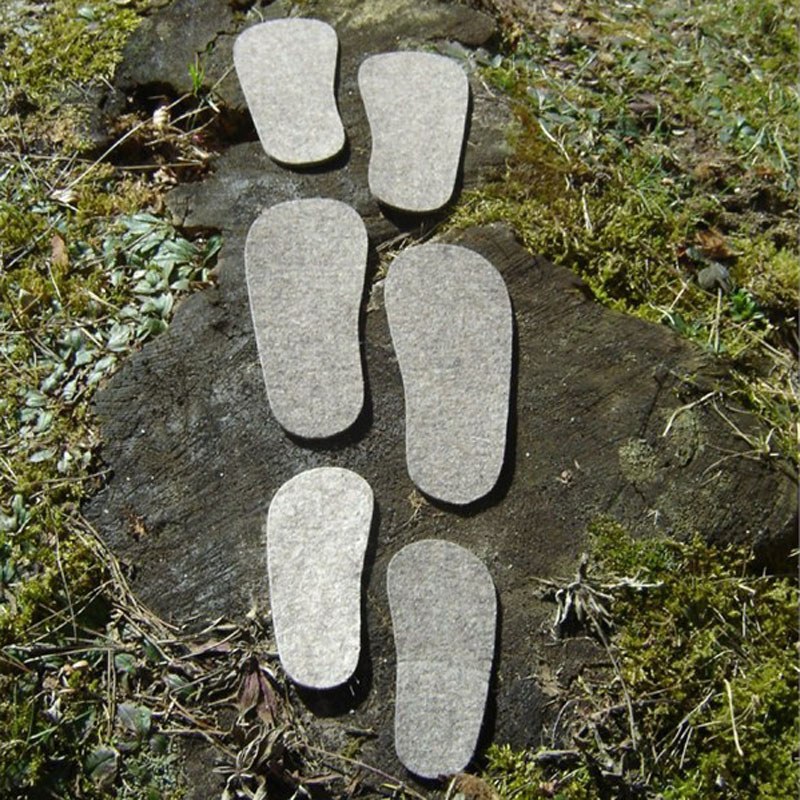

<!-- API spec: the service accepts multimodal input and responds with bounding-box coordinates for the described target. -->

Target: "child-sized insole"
[234,19,345,166]
[387,539,497,778]
[358,52,469,213]
[267,467,373,689]
[245,198,368,439]
[385,242,513,505]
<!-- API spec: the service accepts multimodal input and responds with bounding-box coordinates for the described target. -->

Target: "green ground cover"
[452,0,799,464]
[1,1,220,796]
[481,525,798,798]
[0,0,796,797]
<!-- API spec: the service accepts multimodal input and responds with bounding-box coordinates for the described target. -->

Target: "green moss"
[485,522,798,798]
[483,744,576,799]
[734,234,800,314]
[0,0,142,114]
[613,537,798,797]
[0,2,219,797]
[588,517,677,575]
[453,0,798,465]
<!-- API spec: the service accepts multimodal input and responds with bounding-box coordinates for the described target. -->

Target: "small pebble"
[697,262,732,293]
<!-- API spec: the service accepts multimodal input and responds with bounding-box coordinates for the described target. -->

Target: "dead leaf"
[187,639,233,657]
[51,234,69,269]
[50,187,77,206]
[237,669,261,715]
[694,227,734,260]
[255,664,280,725]
[692,160,724,181]
[628,92,660,118]
[237,656,280,726]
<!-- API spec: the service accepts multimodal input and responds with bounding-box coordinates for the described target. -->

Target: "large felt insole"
[245,198,368,440]
[385,242,513,505]
[388,539,497,778]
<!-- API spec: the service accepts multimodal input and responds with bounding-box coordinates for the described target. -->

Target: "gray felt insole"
[245,198,368,439]
[358,52,469,213]
[267,467,373,689]
[387,539,497,779]
[384,243,513,504]
[233,19,345,165]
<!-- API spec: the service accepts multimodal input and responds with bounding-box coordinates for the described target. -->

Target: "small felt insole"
[234,19,345,165]
[384,243,513,505]
[267,467,373,689]
[387,540,497,779]
[245,198,368,439]
[358,52,469,213]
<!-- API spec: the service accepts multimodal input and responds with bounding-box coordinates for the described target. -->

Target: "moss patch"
[0,1,221,796]
[452,0,799,463]
[1,0,141,109]
[617,438,658,484]
[482,519,799,798]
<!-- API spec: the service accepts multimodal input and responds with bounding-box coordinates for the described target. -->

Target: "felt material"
[358,52,469,212]
[245,198,368,439]
[384,243,512,504]
[233,19,345,165]
[267,467,373,689]
[387,539,497,779]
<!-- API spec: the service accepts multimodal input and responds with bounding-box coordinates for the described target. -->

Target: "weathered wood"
[96,0,796,793]
[87,223,795,785]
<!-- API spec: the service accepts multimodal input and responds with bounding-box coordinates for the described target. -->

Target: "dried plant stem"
[724,679,744,757]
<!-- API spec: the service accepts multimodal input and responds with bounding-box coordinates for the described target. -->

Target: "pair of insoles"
[233,19,469,213]
[244,199,513,505]
[266,467,496,779]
